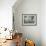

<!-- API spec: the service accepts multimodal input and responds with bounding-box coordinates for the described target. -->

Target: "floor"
[0,39,16,46]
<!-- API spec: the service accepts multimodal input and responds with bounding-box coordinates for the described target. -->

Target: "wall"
[0,0,16,30]
[13,0,41,46]
[41,0,46,46]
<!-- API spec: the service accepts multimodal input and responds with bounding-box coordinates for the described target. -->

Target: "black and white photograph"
[22,14,37,26]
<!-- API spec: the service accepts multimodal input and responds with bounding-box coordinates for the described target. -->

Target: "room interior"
[0,0,46,46]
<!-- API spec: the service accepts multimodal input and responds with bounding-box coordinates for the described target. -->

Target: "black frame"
[22,14,37,26]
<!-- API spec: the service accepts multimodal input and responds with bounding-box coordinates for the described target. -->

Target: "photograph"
[22,14,37,26]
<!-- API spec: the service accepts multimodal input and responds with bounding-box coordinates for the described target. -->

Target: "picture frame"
[22,14,37,26]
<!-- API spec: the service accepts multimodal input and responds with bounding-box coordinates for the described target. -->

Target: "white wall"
[0,0,16,29]
[13,0,46,46]
[41,0,46,46]
[13,0,41,46]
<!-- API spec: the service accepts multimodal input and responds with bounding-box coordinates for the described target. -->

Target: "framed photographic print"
[22,14,37,26]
